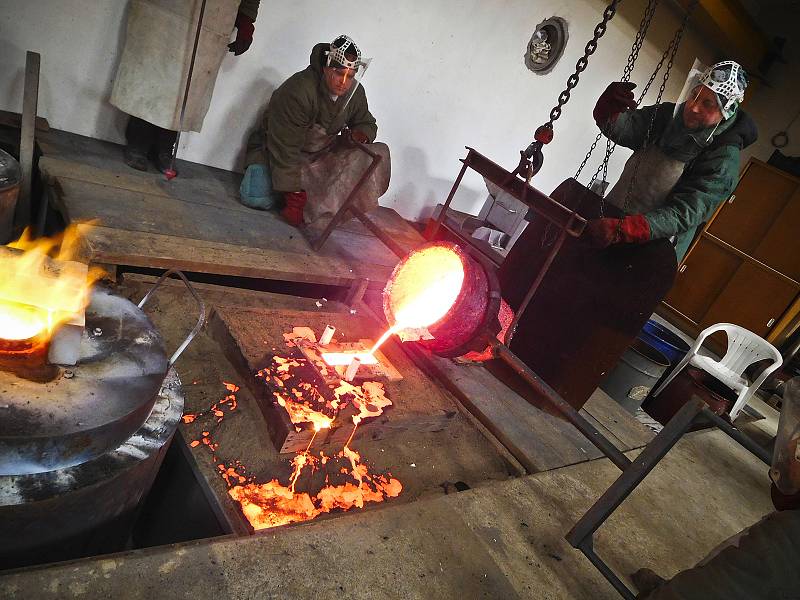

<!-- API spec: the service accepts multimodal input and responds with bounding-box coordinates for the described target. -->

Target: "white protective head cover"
[326,35,362,70]
[698,60,747,120]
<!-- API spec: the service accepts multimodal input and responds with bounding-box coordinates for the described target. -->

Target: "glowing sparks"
[186,381,401,531]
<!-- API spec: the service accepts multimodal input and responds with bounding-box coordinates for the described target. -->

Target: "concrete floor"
[0,425,773,599]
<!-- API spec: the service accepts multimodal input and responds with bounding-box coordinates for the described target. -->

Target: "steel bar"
[578,540,636,600]
[566,396,703,546]
[700,407,772,465]
[428,160,470,239]
[490,339,632,471]
[138,269,206,367]
[311,141,382,252]
[504,221,569,346]
[351,206,407,259]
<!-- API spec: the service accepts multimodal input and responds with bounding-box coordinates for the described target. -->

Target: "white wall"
[0,0,754,222]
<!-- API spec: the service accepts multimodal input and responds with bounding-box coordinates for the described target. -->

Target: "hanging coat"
[600,102,758,260]
[110,0,259,132]
[245,42,389,225]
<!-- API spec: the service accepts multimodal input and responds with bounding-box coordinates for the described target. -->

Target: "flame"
[386,245,464,329]
[0,224,100,341]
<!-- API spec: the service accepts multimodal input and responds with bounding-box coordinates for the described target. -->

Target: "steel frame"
[308,140,407,258]
[565,396,772,599]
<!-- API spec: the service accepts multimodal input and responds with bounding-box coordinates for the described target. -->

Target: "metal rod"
[700,407,772,465]
[167,0,208,177]
[491,339,632,471]
[578,540,637,600]
[351,206,407,258]
[566,397,703,547]
[138,268,206,367]
[429,160,469,239]
[503,219,569,346]
[311,141,382,252]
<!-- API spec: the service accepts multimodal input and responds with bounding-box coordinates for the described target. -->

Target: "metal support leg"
[700,407,772,465]
[427,160,469,239]
[491,339,632,471]
[565,397,704,598]
[311,142,382,252]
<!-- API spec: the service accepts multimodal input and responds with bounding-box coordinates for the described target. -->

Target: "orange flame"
[0,224,101,341]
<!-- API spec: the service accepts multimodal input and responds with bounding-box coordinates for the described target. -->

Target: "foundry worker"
[111,0,260,175]
[585,61,757,260]
[240,35,390,227]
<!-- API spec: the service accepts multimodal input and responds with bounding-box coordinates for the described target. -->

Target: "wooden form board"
[405,345,653,473]
[36,130,424,290]
[210,305,458,454]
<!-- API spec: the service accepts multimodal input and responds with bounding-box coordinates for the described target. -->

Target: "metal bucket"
[0,149,21,243]
[600,338,669,414]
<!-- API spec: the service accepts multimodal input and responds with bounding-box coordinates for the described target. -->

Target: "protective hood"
[309,43,330,77]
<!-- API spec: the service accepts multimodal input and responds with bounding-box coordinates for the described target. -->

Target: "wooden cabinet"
[660,159,800,351]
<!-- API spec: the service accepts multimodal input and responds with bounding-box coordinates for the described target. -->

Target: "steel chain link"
[575,0,660,180]
[541,1,621,131]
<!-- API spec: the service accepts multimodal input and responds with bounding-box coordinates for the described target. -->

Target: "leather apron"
[605,144,686,216]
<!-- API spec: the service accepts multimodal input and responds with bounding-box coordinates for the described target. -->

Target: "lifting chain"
[521,0,622,167]
[618,0,698,215]
[574,0,660,180]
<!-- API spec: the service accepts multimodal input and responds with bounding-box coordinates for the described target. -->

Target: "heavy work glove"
[340,128,370,145]
[281,191,307,227]
[593,82,637,125]
[585,215,650,248]
[228,12,255,56]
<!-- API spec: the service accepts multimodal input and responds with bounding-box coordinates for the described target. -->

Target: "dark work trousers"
[125,116,178,156]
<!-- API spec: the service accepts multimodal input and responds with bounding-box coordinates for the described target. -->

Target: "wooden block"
[209,305,458,454]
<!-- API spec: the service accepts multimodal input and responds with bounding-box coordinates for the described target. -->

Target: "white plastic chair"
[651,323,783,421]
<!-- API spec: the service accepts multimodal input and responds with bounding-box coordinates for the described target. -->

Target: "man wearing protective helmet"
[241,35,390,227]
[586,60,757,260]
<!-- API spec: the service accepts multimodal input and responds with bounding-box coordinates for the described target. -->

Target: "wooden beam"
[16,51,40,230]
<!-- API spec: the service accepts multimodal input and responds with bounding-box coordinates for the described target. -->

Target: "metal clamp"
[138,269,206,367]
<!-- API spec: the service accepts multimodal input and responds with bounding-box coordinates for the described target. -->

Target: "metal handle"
[728,194,736,204]
[138,269,206,367]
[767,318,776,328]
[679,264,687,273]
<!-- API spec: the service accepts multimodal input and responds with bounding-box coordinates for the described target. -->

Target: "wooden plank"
[0,109,49,132]
[79,225,363,288]
[38,157,167,198]
[581,389,654,450]
[16,50,40,228]
[405,345,607,473]
[210,306,458,454]
[56,178,392,285]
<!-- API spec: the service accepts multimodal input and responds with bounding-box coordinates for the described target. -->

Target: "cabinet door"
[707,161,799,254]
[664,238,740,323]
[700,261,800,338]
[753,188,800,280]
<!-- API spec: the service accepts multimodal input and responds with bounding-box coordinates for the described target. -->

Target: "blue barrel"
[639,319,690,366]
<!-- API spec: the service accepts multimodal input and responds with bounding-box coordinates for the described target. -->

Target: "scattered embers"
[185,376,401,531]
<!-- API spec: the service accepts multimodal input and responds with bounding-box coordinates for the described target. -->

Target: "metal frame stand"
[308,140,407,258]
[565,396,772,599]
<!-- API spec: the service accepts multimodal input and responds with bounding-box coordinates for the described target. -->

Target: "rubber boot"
[281,191,307,227]
[124,116,154,172]
[153,126,179,176]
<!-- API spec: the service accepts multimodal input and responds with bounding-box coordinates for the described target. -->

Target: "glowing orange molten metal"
[386,245,464,330]
[0,225,100,342]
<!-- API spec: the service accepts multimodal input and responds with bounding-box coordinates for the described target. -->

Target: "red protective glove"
[350,129,370,144]
[585,214,650,248]
[281,191,307,227]
[228,12,255,56]
[593,82,637,125]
